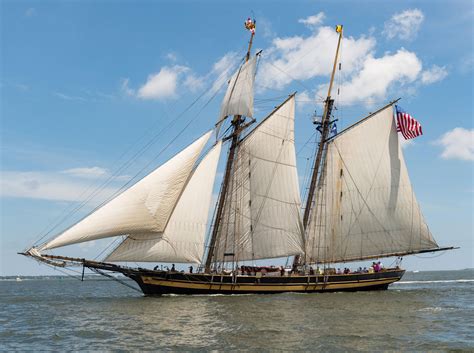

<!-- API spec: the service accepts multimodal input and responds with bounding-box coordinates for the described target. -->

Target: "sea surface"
[1,269,473,351]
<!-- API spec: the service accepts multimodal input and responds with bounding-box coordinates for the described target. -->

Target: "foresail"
[305,105,438,264]
[105,141,222,263]
[216,56,257,135]
[39,131,213,251]
[214,95,304,262]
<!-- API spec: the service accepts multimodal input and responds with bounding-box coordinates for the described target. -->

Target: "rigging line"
[33,61,232,249]
[296,132,316,156]
[300,157,311,207]
[89,267,142,293]
[301,131,319,206]
[93,236,124,261]
[413,251,448,259]
[255,95,289,101]
[36,260,84,281]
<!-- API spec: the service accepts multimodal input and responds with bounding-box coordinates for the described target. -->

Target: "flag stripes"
[396,106,423,140]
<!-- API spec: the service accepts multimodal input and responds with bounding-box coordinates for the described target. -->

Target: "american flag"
[396,105,423,140]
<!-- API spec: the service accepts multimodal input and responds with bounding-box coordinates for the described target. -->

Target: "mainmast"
[204,19,256,273]
[295,24,343,267]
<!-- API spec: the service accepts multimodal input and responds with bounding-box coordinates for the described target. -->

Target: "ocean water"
[1,270,473,351]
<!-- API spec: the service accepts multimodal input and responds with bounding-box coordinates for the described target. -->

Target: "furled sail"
[105,141,222,263]
[39,131,213,251]
[216,56,257,135]
[305,105,438,264]
[214,95,304,262]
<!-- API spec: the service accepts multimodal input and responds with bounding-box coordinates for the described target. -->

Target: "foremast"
[204,20,256,273]
[294,25,344,267]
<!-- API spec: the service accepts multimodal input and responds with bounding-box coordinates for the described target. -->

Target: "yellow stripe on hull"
[141,276,401,293]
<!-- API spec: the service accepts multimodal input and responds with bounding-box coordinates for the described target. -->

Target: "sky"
[1,0,473,276]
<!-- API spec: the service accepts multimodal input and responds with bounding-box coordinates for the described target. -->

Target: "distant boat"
[21,20,455,295]
[16,276,22,282]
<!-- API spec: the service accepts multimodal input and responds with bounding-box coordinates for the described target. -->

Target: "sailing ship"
[21,21,454,295]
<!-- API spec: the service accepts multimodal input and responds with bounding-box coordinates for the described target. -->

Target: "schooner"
[21,20,454,295]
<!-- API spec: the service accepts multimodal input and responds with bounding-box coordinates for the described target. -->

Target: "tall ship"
[21,20,454,295]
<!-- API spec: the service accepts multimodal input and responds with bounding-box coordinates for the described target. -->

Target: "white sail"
[39,131,213,251]
[105,141,222,263]
[216,56,257,135]
[305,105,438,264]
[214,95,304,262]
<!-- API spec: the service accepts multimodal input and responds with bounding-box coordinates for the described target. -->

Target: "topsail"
[216,56,257,135]
[305,105,438,264]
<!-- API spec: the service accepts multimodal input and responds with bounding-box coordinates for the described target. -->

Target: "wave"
[395,279,474,284]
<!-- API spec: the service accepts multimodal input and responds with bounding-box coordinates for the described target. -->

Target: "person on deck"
[368,264,374,273]
[171,264,176,272]
[189,266,193,274]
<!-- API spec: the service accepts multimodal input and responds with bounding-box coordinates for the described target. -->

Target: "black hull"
[123,269,405,296]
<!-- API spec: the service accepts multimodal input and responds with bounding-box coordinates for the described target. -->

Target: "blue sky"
[1,0,472,276]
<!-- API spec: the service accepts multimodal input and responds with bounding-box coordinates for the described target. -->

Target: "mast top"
[325,24,343,100]
[244,17,256,61]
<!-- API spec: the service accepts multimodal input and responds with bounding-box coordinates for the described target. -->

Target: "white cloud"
[436,127,474,161]
[421,65,448,84]
[296,91,312,111]
[257,26,375,91]
[0,171,117,202]
[137,65,189,100]
[298,12,325,29]
[183,73,205,93]
[62,167,108,179]
[120,51,239,101]
[325,49,422,106]
[257,26,427,107]
[383,9,424,40]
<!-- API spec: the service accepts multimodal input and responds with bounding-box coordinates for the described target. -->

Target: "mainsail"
[216,56,257,135]
[305,105,438,264]
[38,131,213,251]
[213,95,304,262]
[105,141,222,263]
